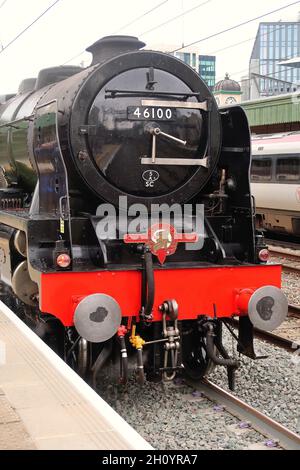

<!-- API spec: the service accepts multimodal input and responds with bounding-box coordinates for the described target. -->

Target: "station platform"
[0,301,152,450]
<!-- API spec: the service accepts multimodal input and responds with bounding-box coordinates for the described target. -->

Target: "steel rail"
[275,251,300,260]
[269,250,300,261]
[253,327,299,352]
[282,264,300,275]
[266,239,300,254]
[289,304,300,318]
[192,379,300,450]
[229,314,299,352]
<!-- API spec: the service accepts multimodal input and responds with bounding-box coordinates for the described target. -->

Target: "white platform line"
[0,300,152,450]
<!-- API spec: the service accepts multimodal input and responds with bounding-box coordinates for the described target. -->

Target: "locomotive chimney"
[18,78,36,94]
[86,35,146,65]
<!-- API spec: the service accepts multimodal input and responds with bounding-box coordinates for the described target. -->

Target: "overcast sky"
[1,0,300,93]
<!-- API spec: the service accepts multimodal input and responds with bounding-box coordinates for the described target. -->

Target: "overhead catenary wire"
[207,22,287,57]
[215,49,300,86]
[64,1,210,65]
[113,0,169,34]
[63,0,210,65]
[170,1,300,53]
[0,0,61,55]
[0,0,9,50]
[62,50,85,66]
[213,23,297,82]
[0,0,8,10]
[62,1,300,69]
[138,0,211,37]
[62,0,169,65]
[0,0,7,49]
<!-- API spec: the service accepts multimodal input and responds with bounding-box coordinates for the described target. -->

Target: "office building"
[249,21,300,98]
[174,51,216,89]
[151,44,216,90]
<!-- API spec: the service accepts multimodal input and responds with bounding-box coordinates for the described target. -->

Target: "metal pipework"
[140,249,154,324]
[136,348,145,385]
[117,326,128,385]
[205,322,239,368]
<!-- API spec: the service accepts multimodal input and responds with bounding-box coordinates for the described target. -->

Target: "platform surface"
[0,301,152,450]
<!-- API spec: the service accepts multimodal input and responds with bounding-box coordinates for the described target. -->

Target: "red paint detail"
[235,288,254,314]
[127,316,132,331]
[124,223,198,264]
[40,264,282,326]
[117,325,127,337]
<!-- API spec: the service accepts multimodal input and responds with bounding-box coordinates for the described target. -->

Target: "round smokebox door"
[74,294,122,343]
[248,286,288,332]
[70,51,221,208]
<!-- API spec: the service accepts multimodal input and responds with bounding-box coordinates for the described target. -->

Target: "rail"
[190,379,300,450]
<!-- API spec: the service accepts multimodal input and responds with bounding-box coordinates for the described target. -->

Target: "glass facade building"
[250,22,300,96]
[174,52,216,90]
[199,55,216,89]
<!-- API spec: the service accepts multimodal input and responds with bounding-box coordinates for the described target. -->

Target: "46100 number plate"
[127,106,176,121]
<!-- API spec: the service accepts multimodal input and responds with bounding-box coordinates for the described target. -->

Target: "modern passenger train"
[251,132,300,238]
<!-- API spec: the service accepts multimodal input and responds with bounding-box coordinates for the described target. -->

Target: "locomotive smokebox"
[86,35,146,65]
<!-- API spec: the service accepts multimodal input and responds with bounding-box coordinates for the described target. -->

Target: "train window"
[276,157,300,182]
[251,159,272,181]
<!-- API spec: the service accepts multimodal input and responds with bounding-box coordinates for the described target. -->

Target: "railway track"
[266,240,300,274]
[289,304,300,318]
[191,379,300,450]
[254,302,300,349]
[282,264,300,275]
[263,304,300,348]
[266,239,300,254]
[267,241,300,261]
[252,325,299,352]
[229,304,300,351]
[229,325,299,352]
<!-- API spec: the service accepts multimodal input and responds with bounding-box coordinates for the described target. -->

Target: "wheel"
[182,326,215,380]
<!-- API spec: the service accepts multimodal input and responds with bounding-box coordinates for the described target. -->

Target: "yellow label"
[60,218,65,234]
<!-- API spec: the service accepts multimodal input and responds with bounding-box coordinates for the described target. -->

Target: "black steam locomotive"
[0,36,287,388]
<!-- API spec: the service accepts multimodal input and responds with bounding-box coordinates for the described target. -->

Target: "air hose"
[143,249,154,320]
[205,323,239,368]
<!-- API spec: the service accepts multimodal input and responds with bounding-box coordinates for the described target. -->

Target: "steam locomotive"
[0,36,288,389]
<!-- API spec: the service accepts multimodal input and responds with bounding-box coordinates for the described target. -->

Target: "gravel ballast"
[99,376,272,450]
[270,256,300,307]
[210,334,300,434]
[98,332,300,449]
[281,272,300,307]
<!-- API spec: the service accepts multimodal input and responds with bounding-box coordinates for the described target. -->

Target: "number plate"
[127,106,176,121]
